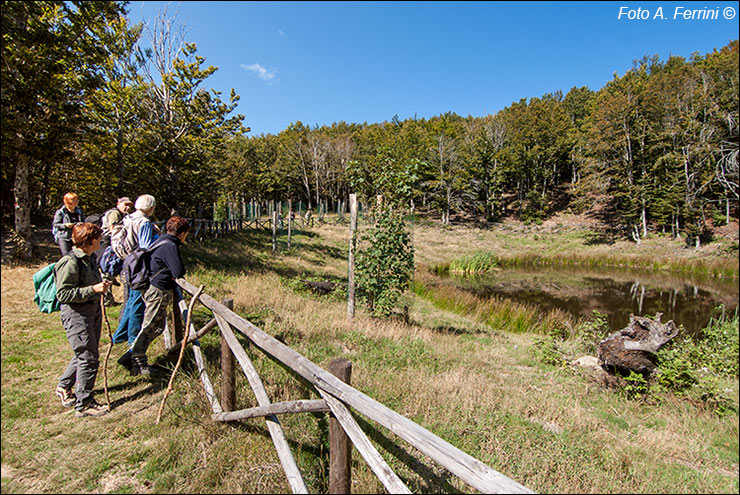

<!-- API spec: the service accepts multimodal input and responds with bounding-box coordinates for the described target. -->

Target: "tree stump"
[597,313,678,376]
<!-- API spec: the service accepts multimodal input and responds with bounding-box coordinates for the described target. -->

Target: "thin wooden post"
[329,359,352,494]
[221,298,236,412]
[172,288,184,343]
[287,199,293,249]
[347,194,357,321]
[272,210,278,253]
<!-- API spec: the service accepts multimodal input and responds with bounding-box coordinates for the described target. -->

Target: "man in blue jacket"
[129,216,190,376]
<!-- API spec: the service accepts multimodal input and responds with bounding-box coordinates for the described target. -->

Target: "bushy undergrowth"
[653,309,739,413]
[532,308,739,414]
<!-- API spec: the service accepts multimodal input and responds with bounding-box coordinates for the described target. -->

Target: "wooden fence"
[161,278,534,494]
[154,216,320,241]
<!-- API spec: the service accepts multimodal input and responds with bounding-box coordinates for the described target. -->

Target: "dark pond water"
[446,266,739,336]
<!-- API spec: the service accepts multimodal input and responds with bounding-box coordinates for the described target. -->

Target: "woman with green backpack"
[54,222,112,417]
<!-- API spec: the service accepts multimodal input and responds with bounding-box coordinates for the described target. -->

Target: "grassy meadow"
[1,216,738,493]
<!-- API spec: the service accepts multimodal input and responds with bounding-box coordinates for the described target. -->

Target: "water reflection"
[446,266,739,335]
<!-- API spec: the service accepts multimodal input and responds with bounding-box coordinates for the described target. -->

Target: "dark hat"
[117,197,134,205]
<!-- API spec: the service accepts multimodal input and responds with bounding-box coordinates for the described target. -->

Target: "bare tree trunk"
[13,127,34,260]
[116,127,125,196]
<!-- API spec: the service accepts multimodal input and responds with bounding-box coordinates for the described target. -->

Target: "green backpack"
[33,262,61,313]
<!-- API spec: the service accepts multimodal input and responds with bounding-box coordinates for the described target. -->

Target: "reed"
[447,251,499,275]
[435,250,738,280]
[412,271,575,335]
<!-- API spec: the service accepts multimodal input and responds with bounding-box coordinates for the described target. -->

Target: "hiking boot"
[117,351,132,370]
[55,386,75,408]
[130,357,152,376]
[75,399,109,417]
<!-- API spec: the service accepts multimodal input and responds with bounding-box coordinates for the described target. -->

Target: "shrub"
[355,207,415,317]
[533,329,566,366]
[622,370,650,400]
[652,308,738,412]
[574,311,610,354]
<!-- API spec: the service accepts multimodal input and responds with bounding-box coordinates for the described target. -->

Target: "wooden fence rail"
[165,278,534,494]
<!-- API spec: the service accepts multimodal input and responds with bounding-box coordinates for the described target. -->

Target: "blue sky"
[127,1,739,136]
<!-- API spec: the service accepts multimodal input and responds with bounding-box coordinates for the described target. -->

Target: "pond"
[445,266,739,336]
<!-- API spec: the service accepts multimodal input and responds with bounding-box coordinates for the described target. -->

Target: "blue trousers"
[112,288,145,346]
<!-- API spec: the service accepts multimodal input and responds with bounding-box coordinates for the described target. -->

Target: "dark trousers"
[58,302,102,410]
[131,286,172,362]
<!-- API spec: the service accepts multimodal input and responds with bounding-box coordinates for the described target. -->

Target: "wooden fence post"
[220,298,236,412]
[172,289,184,343]
[347,194,357,321]
[329,359,352,494]
[272,210,278,253]
[288,199,293,249]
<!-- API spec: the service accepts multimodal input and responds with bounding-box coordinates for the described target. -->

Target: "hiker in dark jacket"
[129,216,190,376]
[54,222,112,417]
[52,192,85,256]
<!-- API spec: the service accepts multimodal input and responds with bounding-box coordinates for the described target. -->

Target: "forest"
[2,1,738,260]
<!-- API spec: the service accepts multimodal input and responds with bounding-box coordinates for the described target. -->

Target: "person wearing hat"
[97,197,134,305]
[102,197,134,240]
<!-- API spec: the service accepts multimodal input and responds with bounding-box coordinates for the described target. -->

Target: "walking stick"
[101,294,114,411]
[156,284,204,424]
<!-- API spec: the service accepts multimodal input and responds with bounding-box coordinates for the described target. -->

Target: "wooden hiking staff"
[100,294,114,411]
[156,284,204,424]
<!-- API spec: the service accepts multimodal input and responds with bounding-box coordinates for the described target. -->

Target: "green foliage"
[653,346,697,392]
[651,310,738,411]
[694,310,740,377]
[355,207,415,317]
[657,309,739,385]
[2,0,737,253]
[213,195,228,221]
[622,370,650,400]
[532,332,565,366]
[2,0,132,219]
[574,311,610,354]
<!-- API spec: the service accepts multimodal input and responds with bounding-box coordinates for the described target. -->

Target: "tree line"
[2,2,737,260]
[224,41,738,248]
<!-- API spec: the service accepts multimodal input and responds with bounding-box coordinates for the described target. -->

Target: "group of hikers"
[51,192,190,418]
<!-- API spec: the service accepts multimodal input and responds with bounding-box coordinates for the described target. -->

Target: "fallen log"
[302,280,335,295]
[597,313,678,376]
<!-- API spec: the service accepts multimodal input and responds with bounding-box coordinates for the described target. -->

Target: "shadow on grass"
[93,371,170,410]
[353,414,463,493]
[182,229,346,280]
